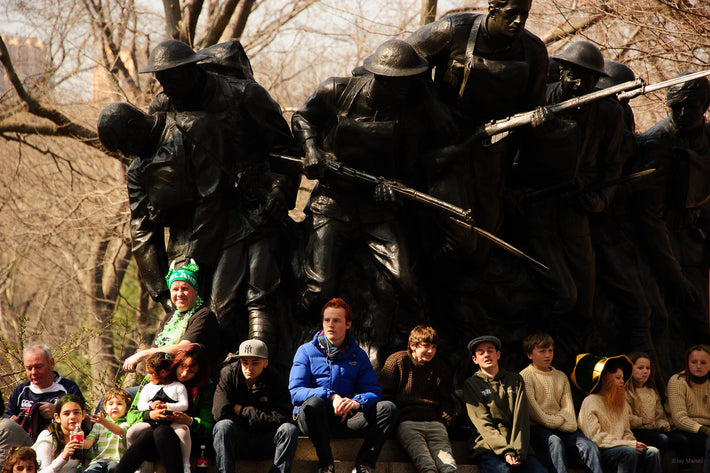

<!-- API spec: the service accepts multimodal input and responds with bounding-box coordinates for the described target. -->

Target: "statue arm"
[405,15,455,69]
[291,77,340,153]
[127,160,170,306]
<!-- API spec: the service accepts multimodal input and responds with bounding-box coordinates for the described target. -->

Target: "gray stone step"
[209,437,704,473]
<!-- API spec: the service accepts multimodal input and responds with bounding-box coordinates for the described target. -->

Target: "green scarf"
[154,296,203,348]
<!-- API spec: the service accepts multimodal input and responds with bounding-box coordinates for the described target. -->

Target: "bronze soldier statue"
[292,39,458,366]
[590,62,696,374]
[514,41,624,370]
[404,0,548,376]
[126,40,296,355]
[98,103,225,365]
[406,0,548,246]
[637,74,710,357]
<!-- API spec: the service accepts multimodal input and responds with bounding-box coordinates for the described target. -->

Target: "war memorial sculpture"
[98,0,710,384]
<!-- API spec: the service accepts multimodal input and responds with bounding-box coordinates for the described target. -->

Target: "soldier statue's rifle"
[473,69,710,143]
[525,168,656,202]
[271,153,550,272]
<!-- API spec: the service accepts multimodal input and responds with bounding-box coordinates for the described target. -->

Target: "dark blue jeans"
[632,428,691,470]
[530,426,602,473]
[475,452,547,473]
[295,396,398,467]
[600,445,662,473]
[212,419,299,473]
[84,460,119,473]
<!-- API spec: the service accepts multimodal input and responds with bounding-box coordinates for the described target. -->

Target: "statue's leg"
[301,215,352,317]
[245,231,281,356]
[211,241,248,354]
[362,219,421,367]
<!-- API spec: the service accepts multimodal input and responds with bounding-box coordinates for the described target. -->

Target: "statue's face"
[560,63,598,97]
[488,0,531,40]
[669,99,707,132]
[373,74,413,103]
[155,64,200,101]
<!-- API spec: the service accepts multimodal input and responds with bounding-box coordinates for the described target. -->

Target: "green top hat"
[571,353,632,394]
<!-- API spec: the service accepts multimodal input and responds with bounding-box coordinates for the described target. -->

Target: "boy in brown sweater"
[380,325,457,473]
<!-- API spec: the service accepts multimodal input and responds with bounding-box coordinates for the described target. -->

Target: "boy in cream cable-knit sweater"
[520,333,602,473]
[573,354,661,473]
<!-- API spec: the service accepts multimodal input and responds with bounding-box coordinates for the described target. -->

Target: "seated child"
[85,388,131,473]
[32,395,94,473]
[2,446,39,473]
[520,333,602,473]
[126,352,190,473]
[573,354,662,473]
[665,344,710,472]
[380,325,457,473]
[625,352,689,470]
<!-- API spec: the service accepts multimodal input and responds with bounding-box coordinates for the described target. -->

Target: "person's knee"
[655,433,670,452]
[646,446,661,459]
[376,401,398,421]
[275,423,299,443]
[546,433,563,449]
[617,446,638,464]
[213,419,236,439]
[302,396,327,414]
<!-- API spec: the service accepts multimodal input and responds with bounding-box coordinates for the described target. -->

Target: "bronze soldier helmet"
[140,40,208,73]
[362,39,429,77]
[553,41,607,76]
[597,61,635,89]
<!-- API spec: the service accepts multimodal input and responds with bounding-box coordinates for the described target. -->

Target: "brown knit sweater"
[624,385,670,430]
[379,350,454,424]
[520,364,577,432]
[665,373,710,433]
[578,394,636,449]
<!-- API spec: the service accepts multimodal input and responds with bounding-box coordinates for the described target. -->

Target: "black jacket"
[212,361,292,432]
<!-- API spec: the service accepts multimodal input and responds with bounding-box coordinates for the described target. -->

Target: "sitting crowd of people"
[1,289,708,473]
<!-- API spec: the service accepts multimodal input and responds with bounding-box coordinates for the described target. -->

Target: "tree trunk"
[421,0,437,26]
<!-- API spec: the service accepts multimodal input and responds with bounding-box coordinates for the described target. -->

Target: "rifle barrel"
[617,69,710,101]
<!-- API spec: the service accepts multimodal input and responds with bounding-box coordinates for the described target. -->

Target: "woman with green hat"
[122,263,221,372]
[573,354,662,473]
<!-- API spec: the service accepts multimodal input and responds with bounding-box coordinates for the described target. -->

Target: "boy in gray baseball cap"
[212,339,298,473]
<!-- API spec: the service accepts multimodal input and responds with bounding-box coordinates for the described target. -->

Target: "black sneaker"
[317,464,335,473]
[351,464,372,473]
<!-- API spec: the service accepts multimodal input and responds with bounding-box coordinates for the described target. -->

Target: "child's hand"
[170,411,193,425]
[642,415,655,425]
[61,439,81,461]
[90,411,108,426]
[149,401,167,410]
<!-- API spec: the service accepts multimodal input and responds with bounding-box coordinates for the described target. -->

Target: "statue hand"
[303,142,328,180]
[531,106,554,128]
[374,182,397,203]
[577,191,606,213]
